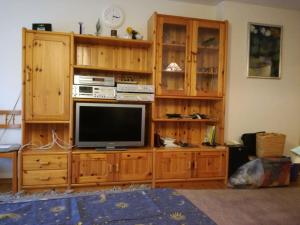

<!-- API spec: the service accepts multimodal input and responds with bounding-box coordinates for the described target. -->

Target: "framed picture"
[247,22,282,79]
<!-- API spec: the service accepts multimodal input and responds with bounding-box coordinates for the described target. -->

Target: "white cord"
[21,130,75,151]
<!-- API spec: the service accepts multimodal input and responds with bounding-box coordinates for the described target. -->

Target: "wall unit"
[149,13,228,187]
[21,29,154,190]
[20,12,228,191]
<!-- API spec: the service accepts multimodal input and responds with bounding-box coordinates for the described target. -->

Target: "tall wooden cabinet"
[24,31,70,121]
[21,29,72,190]
[149,13,228,187]
[20,12,228,191]
[22,30,72,147]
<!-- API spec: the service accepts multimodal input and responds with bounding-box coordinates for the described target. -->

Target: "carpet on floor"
[0,188,216,225]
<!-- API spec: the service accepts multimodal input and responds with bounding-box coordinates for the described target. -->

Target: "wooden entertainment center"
[20,13,228,191]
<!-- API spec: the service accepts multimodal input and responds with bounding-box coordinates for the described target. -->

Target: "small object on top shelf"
[78,22,83,34]
[165,62,182,72]
[95,18,101,36]
[32,23,52,31]
[126,27,143,40]
[111,29,118,37]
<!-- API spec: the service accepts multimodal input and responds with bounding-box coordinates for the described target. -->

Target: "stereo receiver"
[74,75,115,86]
[73,85,116,99]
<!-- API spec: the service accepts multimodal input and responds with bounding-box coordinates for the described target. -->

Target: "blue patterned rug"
[0,188,216,225]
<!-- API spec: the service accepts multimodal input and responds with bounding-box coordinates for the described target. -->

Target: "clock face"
[102,6,125,28]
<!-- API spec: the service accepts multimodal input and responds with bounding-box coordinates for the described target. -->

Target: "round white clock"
[102,5,125,28]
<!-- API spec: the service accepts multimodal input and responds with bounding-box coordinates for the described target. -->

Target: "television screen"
[75,102,145,148]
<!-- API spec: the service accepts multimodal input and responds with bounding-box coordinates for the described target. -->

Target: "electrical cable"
[20,129,75,151]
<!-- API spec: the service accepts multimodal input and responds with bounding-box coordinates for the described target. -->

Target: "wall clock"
[102,5,125,28]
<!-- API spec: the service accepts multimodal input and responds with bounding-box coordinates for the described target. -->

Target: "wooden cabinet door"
[155,151,192,180]
[156,16,191,96]
[24,32,70,121]
[116,152,152,181]
[193,151,227,178]
[190,20,226,97]
[72,153,114,184]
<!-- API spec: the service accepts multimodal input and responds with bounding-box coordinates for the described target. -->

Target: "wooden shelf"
[162,70,184,75]
[197,72,218,76]
[73,65,152,75]
[24,120,70,124]
[162,43,186,50]
[152,118,218,122]
[154,145,227,152]
[73,98,152,104]
[155,95,223,100]
[74,34,152,48]
[72,148,153,154]
[198,46,219,50]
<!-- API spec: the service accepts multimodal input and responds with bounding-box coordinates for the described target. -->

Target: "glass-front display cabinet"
[156,16,226,97]
[156,17,190,96]
[190,21,226,97]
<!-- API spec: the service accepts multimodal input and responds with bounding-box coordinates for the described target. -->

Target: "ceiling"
[169,0,300,10]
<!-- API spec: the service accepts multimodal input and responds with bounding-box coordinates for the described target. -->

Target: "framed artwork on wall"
[247,22,282,79]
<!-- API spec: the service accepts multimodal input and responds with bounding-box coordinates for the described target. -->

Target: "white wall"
[0,0,300,177]
[217,1,300,151]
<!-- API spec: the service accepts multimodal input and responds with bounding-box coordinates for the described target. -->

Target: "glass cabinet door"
[191,21,225,97]
[156,17,190,96]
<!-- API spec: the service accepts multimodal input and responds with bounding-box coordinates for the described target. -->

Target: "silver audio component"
[74,75,115,86]
[116,92,154,102]
[116,83,154,93]
[73,85,116,99]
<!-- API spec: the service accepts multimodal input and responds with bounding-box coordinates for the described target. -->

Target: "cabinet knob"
[39,161,50,166]
[26,71,31,82]
[39,177,50,181]
[115,163,119,172]
[194,161,198,169]
[108,164,113,173]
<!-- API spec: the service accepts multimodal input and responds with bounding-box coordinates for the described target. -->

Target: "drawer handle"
[39,177,50,181]
[39,161,50,166]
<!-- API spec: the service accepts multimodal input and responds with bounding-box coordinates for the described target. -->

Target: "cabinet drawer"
[23,154,67,170]
[23,169,67,186]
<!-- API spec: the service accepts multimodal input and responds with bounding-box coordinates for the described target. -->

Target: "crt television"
[75,102,145,148]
